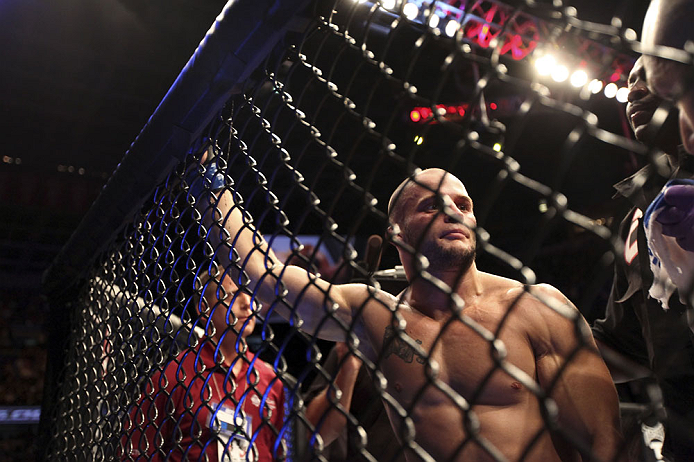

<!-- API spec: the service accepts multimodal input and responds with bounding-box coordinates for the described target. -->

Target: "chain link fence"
[40,0,694,460]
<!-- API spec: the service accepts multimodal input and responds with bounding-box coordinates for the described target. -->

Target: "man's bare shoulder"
[332,282,405,319]
[480,274,573,310]
[478,272,526,301]
[478,275,581,331]
[523,283,579,319]
[506,283,592,353]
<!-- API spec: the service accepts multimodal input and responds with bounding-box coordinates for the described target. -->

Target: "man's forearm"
[198,188,283,304]
[306,363,360,446]
[197,186,356,341]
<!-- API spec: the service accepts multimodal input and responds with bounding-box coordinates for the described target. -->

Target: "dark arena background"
[4,0,694,460]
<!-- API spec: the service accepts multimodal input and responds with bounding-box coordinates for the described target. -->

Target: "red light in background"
[409,104,467,123]
[490,102,497,110]
[609,71,621,82]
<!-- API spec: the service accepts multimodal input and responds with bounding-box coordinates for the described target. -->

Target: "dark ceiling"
[0,0,227,289]
[0,0,650,291]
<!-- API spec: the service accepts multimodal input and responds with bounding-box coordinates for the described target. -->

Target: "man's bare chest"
[377,311,537,406]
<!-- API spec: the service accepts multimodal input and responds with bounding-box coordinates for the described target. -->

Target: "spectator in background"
[121,269,289,461]
[592,51,694,459]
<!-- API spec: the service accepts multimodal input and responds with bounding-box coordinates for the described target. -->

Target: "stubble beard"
[419,238,477,274]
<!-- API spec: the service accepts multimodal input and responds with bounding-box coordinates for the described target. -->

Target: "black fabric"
[593,156,694,459]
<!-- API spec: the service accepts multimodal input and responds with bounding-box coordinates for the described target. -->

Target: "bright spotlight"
[616,86,629,103]
[403,2,419,19]
[428,14,440,28]
[535,54,556,76]
[570,69,588,88]
[551,64,569,82]
[445,19,459,37]
[381,0,397,10]
[604,82,618,98]
[588,79,603,94]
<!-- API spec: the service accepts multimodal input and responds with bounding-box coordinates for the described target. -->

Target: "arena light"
[428,14,440,29]
[616,86,629,103]
[410,109,421,122]
[588,79,603,94]
[569,69,588,88]
[2,156,22,165]
[403,2,419,20]
[493,143,502,152]
[551,64,569,82]
[445,19,459,37]
[414,135,424,145]
[604,82,618,98]
[534,54,556,76]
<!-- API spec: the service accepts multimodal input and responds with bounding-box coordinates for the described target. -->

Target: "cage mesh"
[41,0,694,461]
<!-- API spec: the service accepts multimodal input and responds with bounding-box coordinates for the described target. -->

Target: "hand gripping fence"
[40,0,694,461]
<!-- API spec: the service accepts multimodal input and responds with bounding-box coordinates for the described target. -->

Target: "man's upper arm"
[200,188,362,342]
[264,265,368,342]
[530,286,622,458]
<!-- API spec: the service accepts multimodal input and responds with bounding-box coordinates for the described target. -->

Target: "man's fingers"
[661,222,688,239]
[656,206,687,225]
[662,184,694,208]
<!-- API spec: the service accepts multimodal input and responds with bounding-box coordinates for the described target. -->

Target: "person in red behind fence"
[191,148,623,461]
[121,269,288,462]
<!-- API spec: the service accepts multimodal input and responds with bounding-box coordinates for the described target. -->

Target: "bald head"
[641,0,694,153]
[643,0,694,54]
[387,168,477,279]
[388,169,467,227]
[641,0,694,99]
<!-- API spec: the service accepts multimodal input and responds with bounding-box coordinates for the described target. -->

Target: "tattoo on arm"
[383,326,426,364]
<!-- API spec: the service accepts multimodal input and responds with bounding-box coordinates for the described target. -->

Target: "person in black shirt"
[592,55,694,460]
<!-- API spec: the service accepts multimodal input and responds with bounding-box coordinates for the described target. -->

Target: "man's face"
[396,169,477,270]
[644,55,694,154]
[627,57,662,141]
[205,275,257,340]
[627,57,681,153]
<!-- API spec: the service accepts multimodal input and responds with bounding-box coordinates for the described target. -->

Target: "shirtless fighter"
[192,159,622,461]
